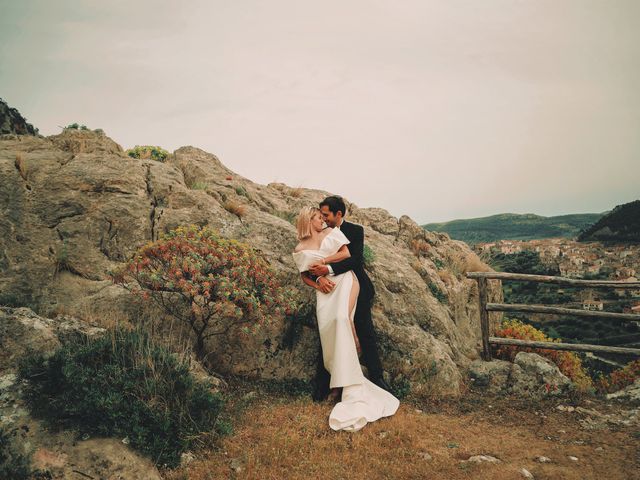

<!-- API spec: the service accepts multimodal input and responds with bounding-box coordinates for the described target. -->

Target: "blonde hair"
[296,206,321,240]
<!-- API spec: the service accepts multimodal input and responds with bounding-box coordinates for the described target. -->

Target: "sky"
[1,0,638,223]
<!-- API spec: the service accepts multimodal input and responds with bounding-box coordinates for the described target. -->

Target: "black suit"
[313,221,384,398]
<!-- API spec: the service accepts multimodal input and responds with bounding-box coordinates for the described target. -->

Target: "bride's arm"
[321,245,350,265]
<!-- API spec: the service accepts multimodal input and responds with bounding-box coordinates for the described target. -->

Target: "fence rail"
[466,271,640,361]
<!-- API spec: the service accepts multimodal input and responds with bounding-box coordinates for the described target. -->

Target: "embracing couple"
[292,196,399,432]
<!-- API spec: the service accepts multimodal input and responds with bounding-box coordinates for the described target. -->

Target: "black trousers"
[313,293,383,399]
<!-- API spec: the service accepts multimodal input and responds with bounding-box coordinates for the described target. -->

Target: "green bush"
[363,244,375,268]
[428,282,447,304]
[126,145,169,162]
[65,122,90,131]
[0,427,31,480]
[18,327,228,468]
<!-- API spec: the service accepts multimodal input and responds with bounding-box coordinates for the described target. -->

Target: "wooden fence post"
[478,278,492,361]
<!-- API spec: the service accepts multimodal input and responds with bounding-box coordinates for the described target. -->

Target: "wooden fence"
[465,271,640,361]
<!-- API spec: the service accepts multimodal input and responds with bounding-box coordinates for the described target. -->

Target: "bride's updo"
[296,206,321,241]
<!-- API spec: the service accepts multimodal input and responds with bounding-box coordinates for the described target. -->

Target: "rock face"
[468,352,574,398]
[0,129,502,397]
[0,307,162,479]
[0,98,39,135]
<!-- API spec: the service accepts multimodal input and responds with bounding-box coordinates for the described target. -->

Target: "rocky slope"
[0,128,502,396]
[0,98,39,136]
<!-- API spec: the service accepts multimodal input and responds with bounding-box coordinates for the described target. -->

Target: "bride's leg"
[348,272,361,355]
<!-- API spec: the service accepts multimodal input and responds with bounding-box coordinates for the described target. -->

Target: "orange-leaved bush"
[112,225,296,359]
[595,359,640,394]
[494,318,593,392]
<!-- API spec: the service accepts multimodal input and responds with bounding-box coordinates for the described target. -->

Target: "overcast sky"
[1,1,638,223]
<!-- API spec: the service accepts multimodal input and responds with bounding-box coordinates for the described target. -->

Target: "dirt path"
[162,386,639,480]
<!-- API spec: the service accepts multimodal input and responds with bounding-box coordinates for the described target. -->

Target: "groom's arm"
[329,225,364,276]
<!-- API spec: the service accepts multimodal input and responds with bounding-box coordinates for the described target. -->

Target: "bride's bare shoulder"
[294,240,309,253]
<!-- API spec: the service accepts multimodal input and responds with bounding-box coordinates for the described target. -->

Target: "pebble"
[521,468,534,479]
[536,456,551,463]
[464,455,501,464]
[417,451,432,461]
[568,456,579,462]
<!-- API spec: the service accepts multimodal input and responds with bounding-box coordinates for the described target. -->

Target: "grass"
[190,182,209,190]
[14,153,27,181]
[161,384,639,480]
[223,199,247,219]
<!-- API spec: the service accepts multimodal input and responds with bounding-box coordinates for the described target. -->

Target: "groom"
[309,195,391,400]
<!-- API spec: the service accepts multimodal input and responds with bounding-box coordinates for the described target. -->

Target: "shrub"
[595,359,640,394]
[18,327,227,468]
[363,244,375,268]
[0,427,31,480]
[234,185,248,197]
[126,145,169,162]
[64,122,89,131]
[111,225,295,359]
[494,318,593,392]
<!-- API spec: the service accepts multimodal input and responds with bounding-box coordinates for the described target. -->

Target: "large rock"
[0,130,502,397]
[469,352,574,398]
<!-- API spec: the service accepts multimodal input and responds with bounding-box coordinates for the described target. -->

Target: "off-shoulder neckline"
[293,228,337,254]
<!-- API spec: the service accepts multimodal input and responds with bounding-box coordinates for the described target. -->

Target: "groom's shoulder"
[343,220,363,231]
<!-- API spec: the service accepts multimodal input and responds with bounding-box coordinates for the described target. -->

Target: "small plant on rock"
[126,145,169,162]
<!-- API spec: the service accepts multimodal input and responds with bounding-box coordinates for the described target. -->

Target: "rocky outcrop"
[468,352,574,398]
[0,99,38,135]
[0,129,503,397]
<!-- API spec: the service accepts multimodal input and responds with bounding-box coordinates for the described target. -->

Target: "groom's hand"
[309,263,329,276]
[316,277,335,294]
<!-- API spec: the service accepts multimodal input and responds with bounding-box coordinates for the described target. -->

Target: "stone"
[464,454,501,463]
[520,468,534,479]
[417,451,432,461]
[606,378,640,403]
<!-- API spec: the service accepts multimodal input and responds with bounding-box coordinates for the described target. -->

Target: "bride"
[292,206,399,432]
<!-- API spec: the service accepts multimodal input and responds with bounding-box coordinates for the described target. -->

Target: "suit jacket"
[329,221,375,301]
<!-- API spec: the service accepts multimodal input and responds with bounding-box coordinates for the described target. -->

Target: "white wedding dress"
[293,228,399,432]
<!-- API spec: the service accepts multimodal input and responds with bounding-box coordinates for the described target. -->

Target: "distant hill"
[577,200,640,243]
[423,212,605,244]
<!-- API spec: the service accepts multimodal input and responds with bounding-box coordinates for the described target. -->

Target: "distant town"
[474,238,640,315]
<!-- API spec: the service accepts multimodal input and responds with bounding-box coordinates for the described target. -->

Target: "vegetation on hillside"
[577,199,640,243]
[423,212,604,244]
[18,326,228,468]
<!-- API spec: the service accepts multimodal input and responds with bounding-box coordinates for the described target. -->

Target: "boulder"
[0,129,503,397]
[469,352,573,398]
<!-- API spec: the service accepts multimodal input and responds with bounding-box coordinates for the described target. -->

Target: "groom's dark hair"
[319,196,346,216]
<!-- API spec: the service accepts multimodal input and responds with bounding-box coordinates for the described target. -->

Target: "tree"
[112,225,296,359]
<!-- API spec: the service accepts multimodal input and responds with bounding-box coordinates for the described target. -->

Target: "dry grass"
[223,199,247,219]
[15,152,28,180]
[288,186,304,198]
[447,250,492,277]
[161,388,639,480]
[411,239,431,256]
[437,269,455,286]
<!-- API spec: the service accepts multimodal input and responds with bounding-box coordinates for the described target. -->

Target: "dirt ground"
[161,382,639,480]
